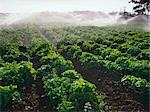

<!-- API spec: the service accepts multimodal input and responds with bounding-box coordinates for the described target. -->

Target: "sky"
[0,0,134,13]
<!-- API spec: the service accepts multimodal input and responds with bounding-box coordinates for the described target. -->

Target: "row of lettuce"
[0,57,36,108]
[32,39,105,111]
[58,43,150,101]
[43,26,150,61]
[71,40,149,79]
[0,32,37,109]
[42,26,150,99]
[0,38,106,111]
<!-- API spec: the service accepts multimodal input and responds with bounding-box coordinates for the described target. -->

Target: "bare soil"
[5,76,52,112]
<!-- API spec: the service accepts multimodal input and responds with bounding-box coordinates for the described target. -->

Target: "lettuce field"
[0,25,149,112]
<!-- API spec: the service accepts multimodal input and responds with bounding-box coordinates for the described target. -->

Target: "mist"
[0,11,149,31]
[0,0,149,30]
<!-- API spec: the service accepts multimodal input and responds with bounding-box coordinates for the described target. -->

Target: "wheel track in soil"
[71,60,149,112]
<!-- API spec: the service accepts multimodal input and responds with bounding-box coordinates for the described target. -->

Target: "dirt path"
[8,82,39,111]
[35,75,52,111]
[72,60,148,112]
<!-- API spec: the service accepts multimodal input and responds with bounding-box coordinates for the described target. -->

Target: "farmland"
[0,25,150,111]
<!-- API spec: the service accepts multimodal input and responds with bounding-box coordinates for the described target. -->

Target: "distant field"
[0,25,149,111]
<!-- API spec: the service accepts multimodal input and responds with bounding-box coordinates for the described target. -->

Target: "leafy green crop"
[0,43,29,63]
[41,55,74,75]
[122,75,149,88]
[61,70,82,80]
[121,75,150,98]
[0,61,36,86]
[69,78,105,111]
[1,25,149,111]
[0,85,17,109]
[79,52,100,69]
[57,100,75,112]
[30,38,53,57]
[44,76,72,107]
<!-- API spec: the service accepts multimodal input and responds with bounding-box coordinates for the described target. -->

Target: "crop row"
[58,44,150,98]
[59,44,149,80]
[0,28,101,111]
[0,38,106,111]
[0,38,36,109]
[0,61,36,109]
[29,38,106,111]
[0,37,106,111]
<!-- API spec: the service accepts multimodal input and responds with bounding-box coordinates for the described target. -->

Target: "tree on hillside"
[129,0,150,15]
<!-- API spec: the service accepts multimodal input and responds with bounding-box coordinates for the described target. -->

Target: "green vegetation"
[35,40,105,111]
[0,25,149,111]
[54,26,150,102]
[0,85,17,109]
[0,61,36,86]
[0,27,105,111]
[121,75,150,93]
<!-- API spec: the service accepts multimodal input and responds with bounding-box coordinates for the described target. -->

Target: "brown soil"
[35,75,53,111]
[72,60,149,112]
[6,76,52,112]
[8,83,39,111]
